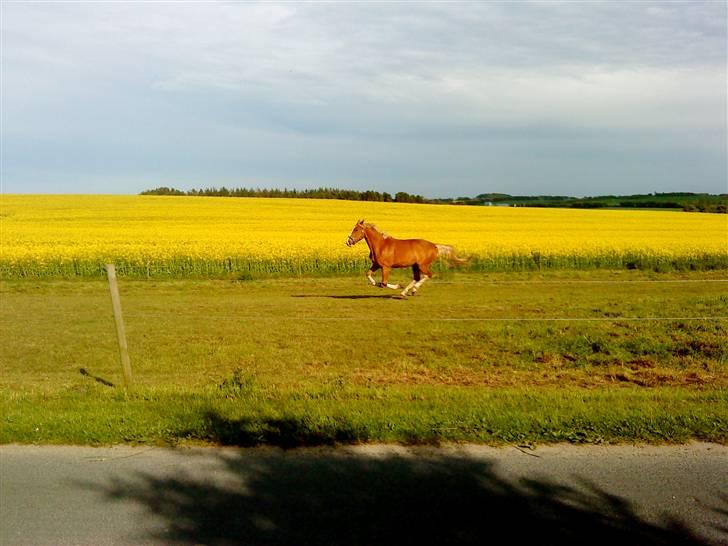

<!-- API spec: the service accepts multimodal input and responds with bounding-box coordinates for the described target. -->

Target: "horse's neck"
[363,226,386,254]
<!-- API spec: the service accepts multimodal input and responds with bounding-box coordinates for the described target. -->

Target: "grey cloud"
[1,1,725,195]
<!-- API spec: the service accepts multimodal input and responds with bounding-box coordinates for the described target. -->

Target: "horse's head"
[346,219,366,247]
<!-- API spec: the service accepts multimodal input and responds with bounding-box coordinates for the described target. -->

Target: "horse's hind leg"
[400,265,420,297]
[405,264,432,296]
[398,266,418,297]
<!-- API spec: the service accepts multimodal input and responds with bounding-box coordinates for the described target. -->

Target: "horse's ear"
[358,218,365,225]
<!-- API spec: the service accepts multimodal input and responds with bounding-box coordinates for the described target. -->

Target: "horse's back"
[383,237,437,267]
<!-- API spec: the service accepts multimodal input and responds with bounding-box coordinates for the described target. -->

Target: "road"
[1,442,726,545]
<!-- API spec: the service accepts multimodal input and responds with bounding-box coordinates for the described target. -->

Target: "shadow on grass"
[187,411,368,449]
[291,294,396,299]
[79,368,114,387]
[97,441,714,546]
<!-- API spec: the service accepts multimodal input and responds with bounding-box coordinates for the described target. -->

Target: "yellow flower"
[1,194,726,277]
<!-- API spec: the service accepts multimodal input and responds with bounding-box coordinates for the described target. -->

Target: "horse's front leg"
[379,266,401,290]
[367,264,380,286]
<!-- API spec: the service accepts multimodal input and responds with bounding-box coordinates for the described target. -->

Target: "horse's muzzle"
[346,236,355,247]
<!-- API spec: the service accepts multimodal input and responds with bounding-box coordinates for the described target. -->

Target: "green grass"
[2,385,725,446]
[1,270,726,446]
[2,250,728,280]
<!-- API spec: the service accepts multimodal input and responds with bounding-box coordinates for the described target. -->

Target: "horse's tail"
[436,244,469,265]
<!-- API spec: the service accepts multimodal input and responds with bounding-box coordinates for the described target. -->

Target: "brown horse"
[346,219,467,297]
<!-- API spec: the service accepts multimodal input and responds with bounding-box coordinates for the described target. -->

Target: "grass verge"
[2,385,725,446]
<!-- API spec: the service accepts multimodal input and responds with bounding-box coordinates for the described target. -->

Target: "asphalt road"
[1,443,726,545]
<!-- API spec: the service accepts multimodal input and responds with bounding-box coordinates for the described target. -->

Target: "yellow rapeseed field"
[1,195,726,278]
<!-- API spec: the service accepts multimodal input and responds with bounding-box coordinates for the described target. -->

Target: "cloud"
[1,1,725,195]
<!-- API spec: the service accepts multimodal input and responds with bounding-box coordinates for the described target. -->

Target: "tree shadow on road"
[96,442,714,545]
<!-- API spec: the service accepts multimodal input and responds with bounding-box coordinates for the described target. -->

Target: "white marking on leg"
[367,273,377,286]
[400,280,416,296]
[410,277,427,295]
[386,283,400,289]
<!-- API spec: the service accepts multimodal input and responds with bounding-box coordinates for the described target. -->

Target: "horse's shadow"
[292,294,396,300]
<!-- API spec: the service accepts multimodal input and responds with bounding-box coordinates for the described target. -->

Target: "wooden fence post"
[105,264,133,388]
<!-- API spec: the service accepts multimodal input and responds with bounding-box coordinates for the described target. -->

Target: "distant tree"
[140,187,186,195]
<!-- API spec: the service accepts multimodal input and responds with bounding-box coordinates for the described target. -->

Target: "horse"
[345,219,468,297]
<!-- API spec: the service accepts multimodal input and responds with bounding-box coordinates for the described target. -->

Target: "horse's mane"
[364,223,390,238]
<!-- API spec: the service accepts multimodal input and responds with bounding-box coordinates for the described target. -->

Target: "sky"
[1,1,726,198]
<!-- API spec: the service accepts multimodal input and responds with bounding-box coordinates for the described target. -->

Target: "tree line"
[141,186,428,203]
[141,187,726,213]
